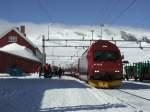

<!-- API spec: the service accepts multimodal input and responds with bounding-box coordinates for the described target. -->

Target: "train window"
[93,51,119,61]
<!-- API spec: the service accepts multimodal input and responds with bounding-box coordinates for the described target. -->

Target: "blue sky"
[0,0,150,28]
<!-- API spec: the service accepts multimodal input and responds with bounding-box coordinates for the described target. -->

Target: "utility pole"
[48,25,49,40]
[90,30,94,45]
[100,24,104,40]
[52,60,54,66]
[42,35,46,65]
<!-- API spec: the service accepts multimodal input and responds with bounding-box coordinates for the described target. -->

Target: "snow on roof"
[0,27,37,48]
[0,43,40,62]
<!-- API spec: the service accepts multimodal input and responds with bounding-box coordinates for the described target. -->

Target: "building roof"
[0,43,40,62]
[0,27,37,48]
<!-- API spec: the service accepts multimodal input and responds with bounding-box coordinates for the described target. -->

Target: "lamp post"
[100,24,104,40]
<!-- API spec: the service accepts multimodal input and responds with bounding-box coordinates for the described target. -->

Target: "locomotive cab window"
[8,36,17,43]
[93,51,119,61]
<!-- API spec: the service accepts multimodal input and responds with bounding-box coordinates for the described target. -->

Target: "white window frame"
[8,36,17,43]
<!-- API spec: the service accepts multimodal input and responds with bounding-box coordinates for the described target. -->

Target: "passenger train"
[78,40,123,88]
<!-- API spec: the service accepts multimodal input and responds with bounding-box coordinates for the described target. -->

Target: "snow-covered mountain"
[1,21,150,66]
[26,24,150,65]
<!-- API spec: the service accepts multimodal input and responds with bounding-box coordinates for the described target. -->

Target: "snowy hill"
[26,24,150,65]
[1,22,150,66]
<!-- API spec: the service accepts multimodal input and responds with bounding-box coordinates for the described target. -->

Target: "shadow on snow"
[121,81,150,90]
[40,103,127,112]
[0,78,89,112]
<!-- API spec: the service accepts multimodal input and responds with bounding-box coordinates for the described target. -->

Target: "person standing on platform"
[58,67,62,79]
[39,64,43,78]
[44,63,49,78]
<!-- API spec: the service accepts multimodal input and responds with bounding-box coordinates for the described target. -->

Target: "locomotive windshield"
[93,51,119,61]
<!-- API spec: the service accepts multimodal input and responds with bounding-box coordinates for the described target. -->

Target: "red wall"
[0,29,36,54]
[0,51,40,73]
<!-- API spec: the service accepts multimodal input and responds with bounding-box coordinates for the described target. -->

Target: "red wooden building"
[0,25,43,74]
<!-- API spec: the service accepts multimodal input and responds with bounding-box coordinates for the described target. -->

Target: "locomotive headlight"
[95,70,100,73]
[115,70,120,73]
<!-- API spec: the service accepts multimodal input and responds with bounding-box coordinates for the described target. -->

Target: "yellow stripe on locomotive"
[88,80,122,88]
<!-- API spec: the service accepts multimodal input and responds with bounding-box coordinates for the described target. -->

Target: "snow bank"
[0,73,10,77]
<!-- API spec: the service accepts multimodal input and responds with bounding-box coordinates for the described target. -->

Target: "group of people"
[37,63,64,78]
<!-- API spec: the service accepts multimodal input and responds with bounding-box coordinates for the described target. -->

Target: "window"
[93,51,119,61]
[8,36,17,42]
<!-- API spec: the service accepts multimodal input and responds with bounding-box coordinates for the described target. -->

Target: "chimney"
[20,25,26,36]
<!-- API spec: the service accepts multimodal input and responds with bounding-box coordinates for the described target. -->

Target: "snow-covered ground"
[0,74,138,112]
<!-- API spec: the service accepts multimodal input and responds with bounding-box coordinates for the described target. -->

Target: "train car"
[124,61,150,81]
[78,40,123,88]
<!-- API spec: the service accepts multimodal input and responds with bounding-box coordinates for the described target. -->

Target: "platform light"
[115,70,120,73]
[95,70,99,73]
[102,45,108,48]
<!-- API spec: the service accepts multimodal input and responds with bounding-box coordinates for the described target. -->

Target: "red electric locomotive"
[78,40,123,88]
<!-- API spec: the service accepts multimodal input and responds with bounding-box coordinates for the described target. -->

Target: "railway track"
[102,89,137,110]
[102,88,150,112]
[118,89,150,102]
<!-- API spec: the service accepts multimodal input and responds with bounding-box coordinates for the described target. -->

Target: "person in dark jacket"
[39,64,43,78]
[58,67,62,79]
[44,63,49,78]
[48,64,52,78]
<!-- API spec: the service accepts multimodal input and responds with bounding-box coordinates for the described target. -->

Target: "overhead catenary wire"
[36,0,53,22]
[95,0,111,24]
[99,0,115,24]
[100,0,121,24]
[36,0,89,64]
[110,0,137,25]
[103,0,121,24]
